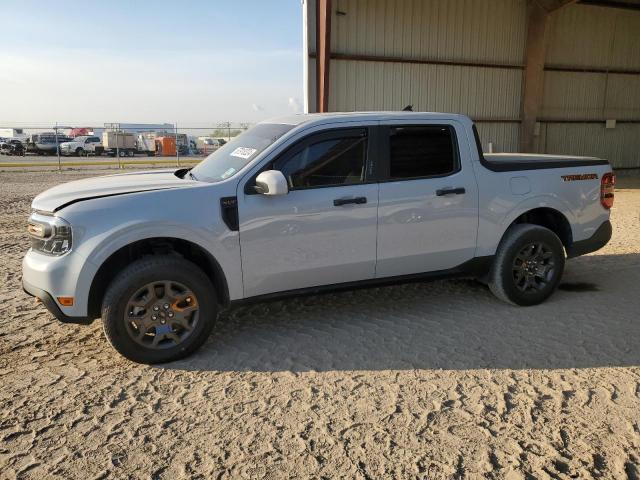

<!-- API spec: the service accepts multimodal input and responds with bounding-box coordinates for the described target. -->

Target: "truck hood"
[33,169,197,212]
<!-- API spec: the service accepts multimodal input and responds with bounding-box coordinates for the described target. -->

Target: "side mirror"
[255,170,288,196]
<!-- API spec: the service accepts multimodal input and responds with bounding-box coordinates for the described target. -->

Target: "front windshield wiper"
[188,170,198,181]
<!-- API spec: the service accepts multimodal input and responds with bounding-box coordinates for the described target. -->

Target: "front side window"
[277,133,367,189]
[388,126,457,179]
[191,123,295,183]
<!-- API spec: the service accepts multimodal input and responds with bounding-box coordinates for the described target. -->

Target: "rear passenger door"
[376,122,479,278]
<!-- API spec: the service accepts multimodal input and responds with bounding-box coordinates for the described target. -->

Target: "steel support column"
[520,2,551,152]
[316,0,332,112]
[520,0,578,152]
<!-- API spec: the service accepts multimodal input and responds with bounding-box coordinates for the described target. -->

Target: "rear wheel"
[488,224,565,306]
[76,147,84,157]
[102,256,217,363]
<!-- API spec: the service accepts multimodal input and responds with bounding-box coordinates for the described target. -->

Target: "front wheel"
[102,256,217,363]
[488,224,565,306]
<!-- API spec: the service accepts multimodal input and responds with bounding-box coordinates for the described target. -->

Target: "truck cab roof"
[264,111,473,128]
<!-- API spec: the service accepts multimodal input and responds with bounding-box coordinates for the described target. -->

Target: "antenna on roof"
[402,105,413,112]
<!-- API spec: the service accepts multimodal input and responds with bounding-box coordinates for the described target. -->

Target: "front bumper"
[22,248,97,321]
[23,279,93,325]
[566,220,612,258]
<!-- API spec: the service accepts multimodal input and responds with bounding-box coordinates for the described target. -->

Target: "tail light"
[600,172,615,209]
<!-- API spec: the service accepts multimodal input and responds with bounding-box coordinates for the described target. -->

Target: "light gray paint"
[23,112,612,318]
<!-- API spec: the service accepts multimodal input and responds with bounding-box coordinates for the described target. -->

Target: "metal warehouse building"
[303,0,640,170]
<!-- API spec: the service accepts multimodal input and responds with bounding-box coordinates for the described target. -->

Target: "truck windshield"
[190,123,294,183]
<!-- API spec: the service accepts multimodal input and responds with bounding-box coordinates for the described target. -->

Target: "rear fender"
[476,194,576,257]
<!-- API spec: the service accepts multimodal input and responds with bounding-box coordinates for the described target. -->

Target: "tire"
[76,148,84,157]
[488,224,565,306]
[102,256,217,363]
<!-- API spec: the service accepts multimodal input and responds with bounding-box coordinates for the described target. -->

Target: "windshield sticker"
[230,147,257,159]
[221,167,236,179]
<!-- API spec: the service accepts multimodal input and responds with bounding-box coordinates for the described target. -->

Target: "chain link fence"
[0,122,253,170]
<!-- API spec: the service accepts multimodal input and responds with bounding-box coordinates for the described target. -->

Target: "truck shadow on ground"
[168,253,640,373]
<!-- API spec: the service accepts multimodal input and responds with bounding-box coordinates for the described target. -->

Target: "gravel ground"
[1,170,639,479]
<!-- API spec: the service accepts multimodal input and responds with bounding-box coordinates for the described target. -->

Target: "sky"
[0,0,304,127]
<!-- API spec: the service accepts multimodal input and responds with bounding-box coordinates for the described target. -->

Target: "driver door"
[237,127,379,298]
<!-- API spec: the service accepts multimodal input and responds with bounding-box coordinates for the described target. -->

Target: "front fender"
[56,183,244,315]
[84,221,242,301]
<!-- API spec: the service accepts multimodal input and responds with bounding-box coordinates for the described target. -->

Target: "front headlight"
[28,214,72,256]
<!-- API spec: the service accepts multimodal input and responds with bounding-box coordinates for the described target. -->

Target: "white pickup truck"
[59,135,104,157]
[23,112,614,363]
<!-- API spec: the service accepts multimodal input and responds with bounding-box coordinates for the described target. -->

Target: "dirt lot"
[1,170,639,479]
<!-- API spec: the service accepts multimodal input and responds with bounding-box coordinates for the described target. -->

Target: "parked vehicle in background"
[0,128,28,142]
[177,134,190,155]
[69,127,103,138]
[196,137,226,155]
[60,136,104,156]
[134,132,186,156]
[25,133,72,155]
[196,137,217,154]
[0,138,25,156]
[155,136,176,156]
[102,131,136,157]
[22,112,615,363]
[136,134,157,156]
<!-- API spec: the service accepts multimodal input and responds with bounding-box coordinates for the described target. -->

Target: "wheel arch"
[87,237,230,319]
[502,206,573,250]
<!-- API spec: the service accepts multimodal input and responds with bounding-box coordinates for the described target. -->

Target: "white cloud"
[252,104,264,112]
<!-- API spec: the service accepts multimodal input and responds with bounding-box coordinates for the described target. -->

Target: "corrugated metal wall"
[541,5,640,168]
[305,0,640,168]
[330,0,526,64]
[328,62,522,118]
[545,5,640,69]
[324,0,527,152]
[536,123,640,165]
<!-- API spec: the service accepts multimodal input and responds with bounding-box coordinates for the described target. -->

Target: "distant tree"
[210,129,243,138]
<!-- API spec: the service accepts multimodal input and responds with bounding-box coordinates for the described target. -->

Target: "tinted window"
[389,126,456,179]
[277,134,366,189]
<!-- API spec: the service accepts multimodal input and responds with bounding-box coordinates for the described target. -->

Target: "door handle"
[333,196,367,206]
[436,187,466,196]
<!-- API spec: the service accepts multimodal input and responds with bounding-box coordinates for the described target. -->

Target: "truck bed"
[482,153,609,172]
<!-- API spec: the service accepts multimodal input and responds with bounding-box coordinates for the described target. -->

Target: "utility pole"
[116,126,121,169]
[55,122,61,171]
[175,122,180,167]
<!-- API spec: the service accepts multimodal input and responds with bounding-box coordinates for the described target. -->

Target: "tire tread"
[488,224,565,306]
[102,255,216,363]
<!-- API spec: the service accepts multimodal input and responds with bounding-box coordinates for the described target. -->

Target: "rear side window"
[388,126,457,179]
[277,133,367,189]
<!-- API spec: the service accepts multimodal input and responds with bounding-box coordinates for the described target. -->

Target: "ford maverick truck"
[23,112,614,363]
